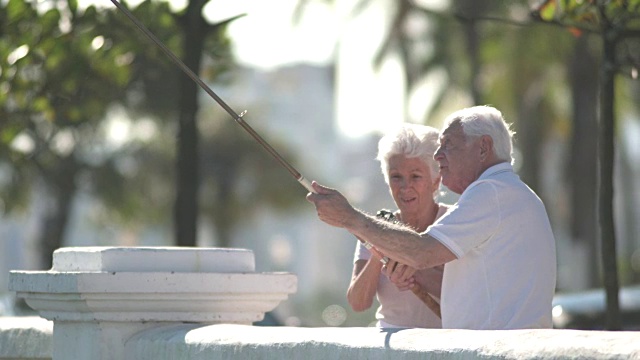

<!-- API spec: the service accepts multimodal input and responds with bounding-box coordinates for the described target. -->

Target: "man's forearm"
[347,211,453,270]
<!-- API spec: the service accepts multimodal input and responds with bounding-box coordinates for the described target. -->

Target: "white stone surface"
[0,316,52,359]
[10,272,296,322]
[10,247,296,323]
[8,247,297,360]
[127,324,640,360]
[51,246,255,273]
[2,317,640,360]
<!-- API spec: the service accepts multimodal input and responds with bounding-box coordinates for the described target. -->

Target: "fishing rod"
[108,0,314,193]
[109,0,440,318]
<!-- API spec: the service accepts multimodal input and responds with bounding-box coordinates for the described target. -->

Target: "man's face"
[434,121,483,194]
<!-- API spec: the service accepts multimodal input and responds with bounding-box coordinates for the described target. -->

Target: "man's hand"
[382,260,417,292]
[306,181,358,229]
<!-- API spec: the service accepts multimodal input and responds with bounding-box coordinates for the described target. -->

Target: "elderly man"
[307,105,556,330]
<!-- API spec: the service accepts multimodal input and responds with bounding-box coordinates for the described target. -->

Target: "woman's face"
[387,154,438,216]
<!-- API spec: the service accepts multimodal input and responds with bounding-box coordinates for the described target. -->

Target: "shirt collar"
[477,162,513,181]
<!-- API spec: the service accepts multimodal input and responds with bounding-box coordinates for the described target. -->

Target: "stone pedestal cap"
[10,247,297,324]
[51,246,255,273]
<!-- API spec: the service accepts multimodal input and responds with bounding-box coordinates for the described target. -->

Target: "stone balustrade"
[6,247,297,360]
[2,246,640,360]
[2,316,640,359]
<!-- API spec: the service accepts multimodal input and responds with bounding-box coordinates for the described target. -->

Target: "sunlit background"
[1,0,640,328]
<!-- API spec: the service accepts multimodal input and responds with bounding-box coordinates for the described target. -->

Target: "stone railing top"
[127,324,640,360]
[51,246,255,273]
[10,247,296,325]
[2,317,640,360]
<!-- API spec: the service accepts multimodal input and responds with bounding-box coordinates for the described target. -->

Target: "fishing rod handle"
[410,284,442,319]
[298,176,315,193]
[362,241,389,264]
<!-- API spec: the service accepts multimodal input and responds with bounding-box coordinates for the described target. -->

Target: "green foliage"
[0,0,184,228]
[199,111,306,247]
[531,1,640,82]
[532,0,640,31]
[1,0,298,252]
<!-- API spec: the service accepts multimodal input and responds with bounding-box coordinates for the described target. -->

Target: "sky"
[197,0,417,138]
[200,0,449,138]
[202,0,403,138]
[94,0,445,138]
[202,0,337,70]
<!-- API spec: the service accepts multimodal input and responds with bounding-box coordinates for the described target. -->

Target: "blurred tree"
[108,0,244,247]
[567,35,599,288]
[173,0,208,247]
[199,112,305,247]
[124,0,301,247]
[0,0,181,268]
[368,0,485,116]
[1,0,304,269]
[350,1,562,193]
[532,0,640,331]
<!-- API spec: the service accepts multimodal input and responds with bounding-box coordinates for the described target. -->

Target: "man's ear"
[480,135,493,160]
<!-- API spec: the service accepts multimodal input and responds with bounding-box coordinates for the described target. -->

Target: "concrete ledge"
[2,317,640,360]
[0,317,52,360]
[127,324,640,360]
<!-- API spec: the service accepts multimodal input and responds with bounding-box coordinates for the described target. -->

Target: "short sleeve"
[426,181,501,259]
[354,239,371,263]
[353,209,397,263]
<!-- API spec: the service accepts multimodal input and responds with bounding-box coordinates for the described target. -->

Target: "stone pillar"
[9,247,297,360]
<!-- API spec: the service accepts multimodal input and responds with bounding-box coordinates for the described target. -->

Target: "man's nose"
[434,147,444,161]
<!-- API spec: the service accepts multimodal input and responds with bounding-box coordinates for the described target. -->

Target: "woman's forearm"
[347,259,382,312]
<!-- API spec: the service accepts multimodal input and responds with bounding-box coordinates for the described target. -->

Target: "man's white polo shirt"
[426,162,556,330]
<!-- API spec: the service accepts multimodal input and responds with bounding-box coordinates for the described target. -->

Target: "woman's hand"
[382,260,417,291]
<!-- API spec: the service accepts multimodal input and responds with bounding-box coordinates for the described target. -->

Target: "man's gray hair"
[443,105,515,163]
[376,124,440,184]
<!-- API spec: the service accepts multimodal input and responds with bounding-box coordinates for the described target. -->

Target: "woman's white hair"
[376,123,440,184]
[443,105,515,163]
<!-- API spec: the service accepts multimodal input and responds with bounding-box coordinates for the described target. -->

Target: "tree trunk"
[515,83,544,193]
[38,157,77,269]
[212,163,236,248]
[599,30,621,331]
[568,36,599,288]
[511,27,544,193]
[619,140,639,283]
[455,0,489,106]
[175,0,208,247]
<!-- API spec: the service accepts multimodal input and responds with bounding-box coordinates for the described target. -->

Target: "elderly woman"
[346,124,448,329]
